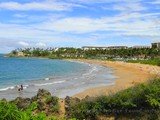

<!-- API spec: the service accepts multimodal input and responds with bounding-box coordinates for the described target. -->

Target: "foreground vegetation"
[67,78,160,120]
[0,89,70,120]
[0,78,160,120]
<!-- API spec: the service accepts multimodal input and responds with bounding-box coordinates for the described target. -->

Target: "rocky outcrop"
[65,96,80,118]
[31,89,50,102]
[11,97,31,110]
[37,100,46,111]
[10,89,59,115]
[36,89,51,99]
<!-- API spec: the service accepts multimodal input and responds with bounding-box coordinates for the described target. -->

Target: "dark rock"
[65,96,81,107]
[85,95,90,99]
[65,96,81,118]
[11,97,31,109]
[46,96,58,105]
[74,97,80,103]
[31,96,38,102]
[37,89,51,99]
[37,100,46,111]
[65,96,71,105]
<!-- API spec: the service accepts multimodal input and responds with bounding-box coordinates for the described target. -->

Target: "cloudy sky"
[0,0,160,53]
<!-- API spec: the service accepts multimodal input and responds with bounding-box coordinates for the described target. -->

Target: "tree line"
[10,47,160,60]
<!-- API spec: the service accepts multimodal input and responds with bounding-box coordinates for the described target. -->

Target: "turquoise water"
[0,54,116,99]
[0,54,90,90]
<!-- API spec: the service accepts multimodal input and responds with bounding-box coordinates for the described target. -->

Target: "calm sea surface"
[0,54,116,99]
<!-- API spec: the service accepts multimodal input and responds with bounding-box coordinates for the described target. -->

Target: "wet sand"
[74,59,160,99]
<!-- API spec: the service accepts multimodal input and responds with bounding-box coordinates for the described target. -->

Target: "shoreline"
[0,58,116,100]
[73,59,160,99]
[0,57,160,100]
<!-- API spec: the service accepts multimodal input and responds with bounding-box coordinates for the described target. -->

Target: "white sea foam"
[23,85,29,89]
[0,80,66,91]
[67,60,90,66]
[82,66,98,76]
[0,84,30,91]
[34,80,66,87]
[45,78,50,81]
[0,86,15,91]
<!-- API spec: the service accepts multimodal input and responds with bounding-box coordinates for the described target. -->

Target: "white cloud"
[0,1,83,11]
[35,42,47,48]
[68,0,141,4]
[35,12,160,37]
[18,41,29,47]
[0,0,159,52]
[150,0,160,4]
[112,2,146,12]
[0,11,159,42]
[43,17,103,33]
[13,13,28,18]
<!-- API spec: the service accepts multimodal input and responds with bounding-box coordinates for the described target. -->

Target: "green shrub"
[30,112,47,120]
[27,102,38,111]
[70,100,98,119]
[69,78,160,119]
[144,79,160,108]
[45,96,59,112]
[0,101,23,120]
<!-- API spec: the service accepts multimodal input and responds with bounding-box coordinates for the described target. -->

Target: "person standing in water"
[18,85,23,91]
[17,84,24,98]
[20,85,23,90]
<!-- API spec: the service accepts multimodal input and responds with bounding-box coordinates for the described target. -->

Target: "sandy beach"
[74,59,160,99]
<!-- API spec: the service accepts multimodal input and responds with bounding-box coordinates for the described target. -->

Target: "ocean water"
[0,54,116,99]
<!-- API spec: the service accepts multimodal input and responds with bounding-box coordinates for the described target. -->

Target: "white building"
[132,46,151,49]
[82,46,128,50]
[152,42,160,48]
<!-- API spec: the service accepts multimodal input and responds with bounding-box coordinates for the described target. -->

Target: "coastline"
[0,57,116,100]
[0,57,160,100]
[73,59,160,99]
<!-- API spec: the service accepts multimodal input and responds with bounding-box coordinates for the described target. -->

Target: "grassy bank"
[127,58,160,66]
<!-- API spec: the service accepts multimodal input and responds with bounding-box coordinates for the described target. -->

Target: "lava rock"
[37,89,51,99]
[12,97,31,109]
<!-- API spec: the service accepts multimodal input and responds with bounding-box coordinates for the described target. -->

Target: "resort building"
[131,46,151,49]
[152,42,160,48]
[82,46,128,50]
[107,46,128,49]
[82,46,109,50]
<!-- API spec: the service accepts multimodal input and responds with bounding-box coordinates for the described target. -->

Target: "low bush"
[0,101,23,120]
[0,90,61,120]
[45,96,59,113]
[69,78,160,119]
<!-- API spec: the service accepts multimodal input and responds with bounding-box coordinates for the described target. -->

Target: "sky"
[0,0,160,53]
